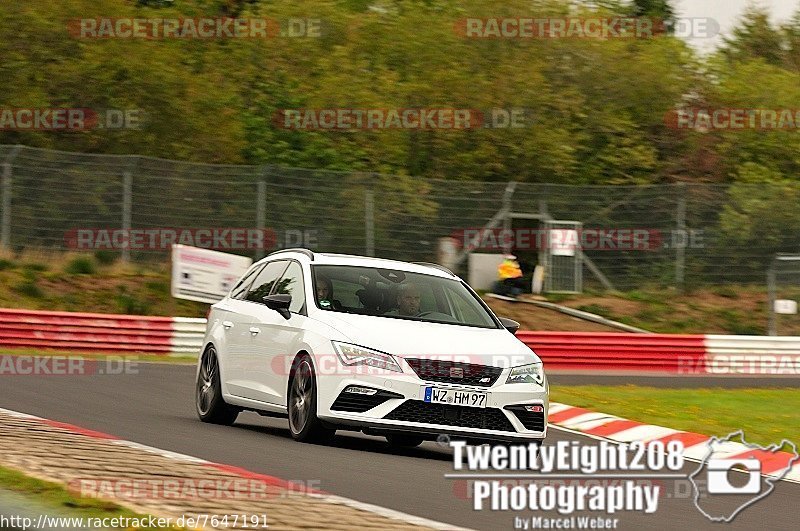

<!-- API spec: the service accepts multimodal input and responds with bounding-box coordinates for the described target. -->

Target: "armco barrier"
[703,335,800,375]
[1,309,798,374]
[519,331,800,375]
[517,331,707,373]
[0,309,205,355]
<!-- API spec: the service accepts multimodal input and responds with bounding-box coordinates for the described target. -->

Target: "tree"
[721,5,786,66]
[631,0,676,29]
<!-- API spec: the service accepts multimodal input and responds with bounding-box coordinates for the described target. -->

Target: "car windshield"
[311,264,499,329]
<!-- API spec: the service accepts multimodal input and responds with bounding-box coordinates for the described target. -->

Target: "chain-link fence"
[2,144,799,291]
[768,255,800,335]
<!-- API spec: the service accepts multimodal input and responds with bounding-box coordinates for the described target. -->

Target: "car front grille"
[384,401,516,432]
[404,359,503,387]
[505,405,546,431]
[330,387,403,413]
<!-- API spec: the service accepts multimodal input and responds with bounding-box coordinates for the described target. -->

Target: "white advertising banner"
[171,244,253,304]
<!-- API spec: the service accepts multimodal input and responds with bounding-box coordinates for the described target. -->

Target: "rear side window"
[273,261,306,314]
[245,260,289,303]
[230,264,265,300]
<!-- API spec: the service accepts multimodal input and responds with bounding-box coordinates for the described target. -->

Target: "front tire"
[288,354,335,443]
[196,346,239,425]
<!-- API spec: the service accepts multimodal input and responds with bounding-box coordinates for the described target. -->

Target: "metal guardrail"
[0,308,797,375]
[517,331,706,373]
[519,331,800,375]
[0,309,205,355]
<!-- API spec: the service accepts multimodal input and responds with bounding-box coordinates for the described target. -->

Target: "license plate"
[423,386,487,408]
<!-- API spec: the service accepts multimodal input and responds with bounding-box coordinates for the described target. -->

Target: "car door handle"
[222,321,234,330]
[249,327,261,335]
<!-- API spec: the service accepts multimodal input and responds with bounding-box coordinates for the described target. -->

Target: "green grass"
[0,465,183,529]
[550,385,800,447]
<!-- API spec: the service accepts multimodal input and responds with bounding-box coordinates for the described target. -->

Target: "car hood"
[314,312,541,368]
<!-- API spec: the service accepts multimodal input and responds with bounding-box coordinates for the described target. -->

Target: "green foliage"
[0,259,13,271]
[0,0,796,192]
[115,288,152,314]
[717,165,800,276]
[93,250,118,266]
[721,5,792,67]
[65,256,97,275]
[630,0,675,24]
[22,262,48,272]
[144,279,169,294]
[13,281,44,298]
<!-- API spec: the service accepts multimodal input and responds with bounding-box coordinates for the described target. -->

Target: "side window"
[444,285,485,324]
[273,262,306,314]
[231,264,265,300]
[245,261,289,303]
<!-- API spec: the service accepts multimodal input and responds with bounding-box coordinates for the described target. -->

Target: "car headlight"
[506,363,545,385]
[332,341,403,373]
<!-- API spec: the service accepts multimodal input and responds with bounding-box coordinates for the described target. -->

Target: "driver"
[395,282,421,316]
[316,275,342,310]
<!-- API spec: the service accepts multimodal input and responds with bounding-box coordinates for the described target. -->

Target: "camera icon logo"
[706,458,761,494]
[689,430,799,522]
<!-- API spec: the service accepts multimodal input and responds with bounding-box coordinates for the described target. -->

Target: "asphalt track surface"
[0,363,795,530]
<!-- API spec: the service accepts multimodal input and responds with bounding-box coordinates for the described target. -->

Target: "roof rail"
[413,262,455,276]
[268,248,315,260]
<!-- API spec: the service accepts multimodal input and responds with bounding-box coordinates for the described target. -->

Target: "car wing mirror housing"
[263,294,292,319]
[499,317,520,334]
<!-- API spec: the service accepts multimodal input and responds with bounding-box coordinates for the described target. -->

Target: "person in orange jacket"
[494,254,524,297]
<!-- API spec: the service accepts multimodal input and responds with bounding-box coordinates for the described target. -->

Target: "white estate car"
[196,249,548,446]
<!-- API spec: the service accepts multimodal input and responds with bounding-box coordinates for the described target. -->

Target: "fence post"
[256,180,266,259]
[121,171,132,262]
[767,265,776,336]
[675,184,686,289]
[1,162,11,251]
[365,189,375,257]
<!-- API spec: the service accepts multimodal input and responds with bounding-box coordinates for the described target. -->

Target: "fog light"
[344,386,378,395]
[524,405,544,413]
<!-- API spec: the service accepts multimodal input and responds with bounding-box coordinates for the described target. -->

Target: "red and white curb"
[547,402,800,483]
[0,407,466,531]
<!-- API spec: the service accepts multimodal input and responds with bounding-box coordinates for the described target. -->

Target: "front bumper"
[316,365,548,441]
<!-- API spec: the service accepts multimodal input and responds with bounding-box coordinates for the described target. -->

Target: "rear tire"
[386,434,424,448]
[288,354,335,443]
[196,346,239,425]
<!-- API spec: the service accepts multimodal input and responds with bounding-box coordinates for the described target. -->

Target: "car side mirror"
[499,317,520,334]
[264,294,292,320]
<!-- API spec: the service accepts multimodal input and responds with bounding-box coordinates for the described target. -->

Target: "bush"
[22,262,48,272]
[65,256,96,275]
[0,258,15,270]
[13,281,44,298]
[115,293,151,315]
[93,250,117,266]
